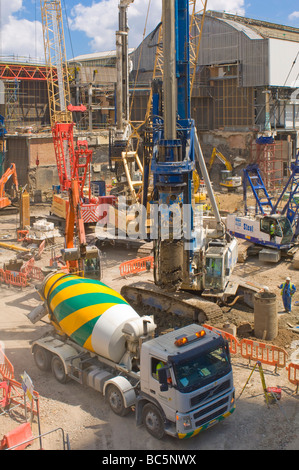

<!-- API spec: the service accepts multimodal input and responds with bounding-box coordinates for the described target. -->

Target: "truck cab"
[138,324,235,439]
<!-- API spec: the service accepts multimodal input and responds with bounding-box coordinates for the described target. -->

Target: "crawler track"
[121,281,223,326]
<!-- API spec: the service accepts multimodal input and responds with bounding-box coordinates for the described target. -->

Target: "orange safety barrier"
[21,257,35,274]
[28,266,44,281]
[21,258,44,281]
[0,422,33,450]
[239,338,288,371]
[0,347,39,415]
[286,363,299,393]
[119,256,154,277]
[203,324,240,355]
[0,376,39,416]
[0,345,14,381]
[0,381,10,408]
[37,239,46,258]
[17,230,29,241]
[203,324,288,373]
[0,269,27,288]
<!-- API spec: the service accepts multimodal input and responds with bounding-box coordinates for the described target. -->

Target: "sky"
[0,0,298,61]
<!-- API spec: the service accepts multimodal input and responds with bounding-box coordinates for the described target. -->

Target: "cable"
[62,0,75,60]
[129,0,152,120]
[35,0,37,59]
[283,49,299,87]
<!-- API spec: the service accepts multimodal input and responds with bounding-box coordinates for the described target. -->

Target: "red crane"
[41,0,102,223]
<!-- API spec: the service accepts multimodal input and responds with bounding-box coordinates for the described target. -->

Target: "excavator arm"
[0,164,18,196]
[63,179,86,273]
[62,178,100,277]
[0,164,19,208]
[208,148,233,172]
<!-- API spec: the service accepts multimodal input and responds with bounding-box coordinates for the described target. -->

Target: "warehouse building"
[129,11,299,188]
[1,11,299,193]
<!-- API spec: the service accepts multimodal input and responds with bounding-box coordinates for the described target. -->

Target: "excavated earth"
[0,198,298,451]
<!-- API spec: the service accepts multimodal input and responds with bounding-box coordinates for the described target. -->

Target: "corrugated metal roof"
[69,48,135,63]
[217,18,263,40]
[206,11,299,43]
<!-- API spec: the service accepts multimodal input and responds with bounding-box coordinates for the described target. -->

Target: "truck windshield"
[172,345,231,393]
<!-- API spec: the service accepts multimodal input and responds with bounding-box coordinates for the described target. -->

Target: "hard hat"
[286,277,290,281]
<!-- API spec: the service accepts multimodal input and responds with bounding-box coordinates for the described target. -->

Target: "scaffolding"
[0,60,49,132]
[251,140,286,193]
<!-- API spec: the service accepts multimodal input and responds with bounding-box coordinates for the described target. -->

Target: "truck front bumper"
[177,405,235,439]
[174,391,236,439]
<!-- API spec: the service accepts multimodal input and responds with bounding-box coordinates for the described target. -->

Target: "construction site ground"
[0,195,299,451]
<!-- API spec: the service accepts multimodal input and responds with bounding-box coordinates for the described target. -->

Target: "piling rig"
[121,0,267,324]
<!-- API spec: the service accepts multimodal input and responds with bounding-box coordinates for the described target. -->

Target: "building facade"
[129,11,299,188]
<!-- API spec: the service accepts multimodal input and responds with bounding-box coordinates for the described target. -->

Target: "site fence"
[203,324,298,392]
[0,346,39,418]
[21,258,44,281]
[0,345,14,381]
[286,363,299,393]
[119,256,154,277]
[0,269,28,288]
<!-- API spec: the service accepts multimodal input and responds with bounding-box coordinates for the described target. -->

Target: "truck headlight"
[183,416,192,430]
[176,414,192,431]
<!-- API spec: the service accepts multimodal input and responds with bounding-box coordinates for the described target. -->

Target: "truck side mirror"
[158,368,169,392]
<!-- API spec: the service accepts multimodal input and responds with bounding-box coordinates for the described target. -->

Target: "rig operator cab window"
[205,256,223,290]
[260,216,293,244]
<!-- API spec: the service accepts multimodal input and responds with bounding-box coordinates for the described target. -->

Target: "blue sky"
[0,0,298,60]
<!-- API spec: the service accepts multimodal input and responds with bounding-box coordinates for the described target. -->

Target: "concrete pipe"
[254,292,278,341]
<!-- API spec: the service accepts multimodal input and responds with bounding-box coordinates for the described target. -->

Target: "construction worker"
[155,361,165,380]
[155,361,172,385]
[278,277,296,313]
[269,221,275,239]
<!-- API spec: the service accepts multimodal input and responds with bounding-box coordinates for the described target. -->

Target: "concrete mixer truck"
[28,272,235,440]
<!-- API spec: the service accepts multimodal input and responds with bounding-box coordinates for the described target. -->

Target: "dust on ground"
[0,199,298,450]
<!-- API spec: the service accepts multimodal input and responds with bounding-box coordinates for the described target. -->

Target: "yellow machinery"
[208,148,242,190]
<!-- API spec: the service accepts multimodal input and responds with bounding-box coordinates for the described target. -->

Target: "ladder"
[271,151,299,238]
[243,164,274,215]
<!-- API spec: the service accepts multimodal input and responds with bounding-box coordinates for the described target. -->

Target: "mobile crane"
[208,147,242,190]
[121,0,265,323]
[227,156,299,262]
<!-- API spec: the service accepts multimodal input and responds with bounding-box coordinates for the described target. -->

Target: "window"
[151,358,165,380]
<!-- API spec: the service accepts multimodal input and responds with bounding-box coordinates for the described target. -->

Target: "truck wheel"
[142,403,165,440]
[107,385,130,417]
[51,355,69,384]
[33,346,52,371]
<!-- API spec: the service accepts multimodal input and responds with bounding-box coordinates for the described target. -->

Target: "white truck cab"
[137,324,235,439]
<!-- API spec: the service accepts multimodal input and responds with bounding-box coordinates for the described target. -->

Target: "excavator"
[60,178,101,278]
[120,0,266,325]
[208,147,242,191]
[0,163,19,209]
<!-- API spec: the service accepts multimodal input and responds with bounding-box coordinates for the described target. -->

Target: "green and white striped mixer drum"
[41,272,140,362]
